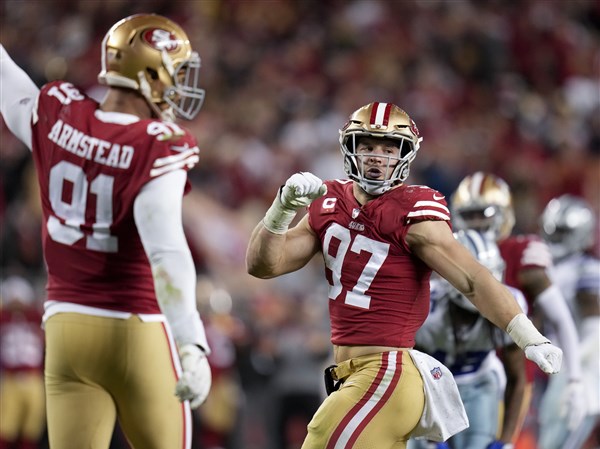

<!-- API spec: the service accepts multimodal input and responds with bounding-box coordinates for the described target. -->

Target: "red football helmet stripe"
[369,102,393,127]
[369,102,380,124]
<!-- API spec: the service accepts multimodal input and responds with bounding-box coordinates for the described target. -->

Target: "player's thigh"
[45,377,116,449]
[303,351,424,449]
[45,313,118,449]
[113,319,190,449]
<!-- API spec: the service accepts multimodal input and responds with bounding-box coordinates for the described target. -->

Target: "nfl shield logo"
[352,208,360,219]
[430,367,443,380]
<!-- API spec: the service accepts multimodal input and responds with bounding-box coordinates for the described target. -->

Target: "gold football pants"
[302,350,424,449]
[44,313,191,449]
[0,371,46,442]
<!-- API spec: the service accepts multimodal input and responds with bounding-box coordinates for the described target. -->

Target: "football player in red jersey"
[246,102,563,449]
[450,172,586,443]
[0,276,46,449]
[0,14,211,449]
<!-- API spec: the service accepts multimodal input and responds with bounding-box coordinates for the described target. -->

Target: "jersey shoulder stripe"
[404,185,450,222]
[150,144,200,177]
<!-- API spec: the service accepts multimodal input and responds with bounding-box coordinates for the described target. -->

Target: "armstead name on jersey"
[48,119,134,169]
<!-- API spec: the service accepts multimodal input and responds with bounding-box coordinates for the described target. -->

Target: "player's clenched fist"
[262,172,327,234]
[524,343,563,374]
[280,172,328,210]
[507,312,563,374]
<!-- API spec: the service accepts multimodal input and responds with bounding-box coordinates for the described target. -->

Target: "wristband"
[262,188,297,234]
[506,313,550,350]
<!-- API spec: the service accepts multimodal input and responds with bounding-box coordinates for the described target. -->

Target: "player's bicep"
[502,343,526,381]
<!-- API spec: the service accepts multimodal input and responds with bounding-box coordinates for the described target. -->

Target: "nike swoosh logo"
[433,193,445,200]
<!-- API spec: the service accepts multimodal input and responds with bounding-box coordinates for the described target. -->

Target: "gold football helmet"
[450,172,515,241]
[98,14,205,121]
[339,102,422,195]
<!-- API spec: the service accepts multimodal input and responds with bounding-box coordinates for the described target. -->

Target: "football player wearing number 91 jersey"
[1,14,211,449]
[246,102,563,449]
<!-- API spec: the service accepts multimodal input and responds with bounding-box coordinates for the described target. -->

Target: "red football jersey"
[30,81,199,314]
[0,306,44,373]
[308,179,451,348]
[499,234,553,311]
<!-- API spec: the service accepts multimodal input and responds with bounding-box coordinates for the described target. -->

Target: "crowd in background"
[1,1,599,448]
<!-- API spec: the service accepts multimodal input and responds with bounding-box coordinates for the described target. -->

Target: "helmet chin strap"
[159,107,176,122]
[357,161,407,196]
[359,180,393,196]
[137,71,176,122]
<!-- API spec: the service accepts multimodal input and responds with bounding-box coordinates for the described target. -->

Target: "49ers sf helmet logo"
[409,119,420,138]
[142,28,180,52]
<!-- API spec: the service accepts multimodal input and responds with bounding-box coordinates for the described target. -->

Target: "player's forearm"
[500,369,529,442]
[502,381,533,444]
[467,271,524,330]
[552,320,581,380]
[149,250,210,353]
[246,223,289,278]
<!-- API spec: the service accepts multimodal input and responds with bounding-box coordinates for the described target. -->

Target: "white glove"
[561,380,587,430]
[524,343,563,374]
[263,172,327,234]
[175,344,212,409]
[279,172,327,209]
[507,314,563,374]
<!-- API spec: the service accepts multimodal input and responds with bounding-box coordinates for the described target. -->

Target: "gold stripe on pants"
[302,350,424,449]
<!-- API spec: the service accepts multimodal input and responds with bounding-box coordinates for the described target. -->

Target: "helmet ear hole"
[346,137,357,153]
[400,140,413,159]
[146,68,159,80]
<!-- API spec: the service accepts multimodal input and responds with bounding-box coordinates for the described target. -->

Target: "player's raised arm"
[246,171,326,278]
[0,44,39,150]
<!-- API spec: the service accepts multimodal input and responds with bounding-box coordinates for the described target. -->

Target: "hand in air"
[279,172,327,210]
[524,342,563,374]
[175,344,212,409]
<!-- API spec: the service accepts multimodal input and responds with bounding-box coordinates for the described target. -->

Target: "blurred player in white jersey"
[409,230,528,449]
[451,172,585,438]
[0,14,211,449]
[246,102,563,449]
[538,195,600,449]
